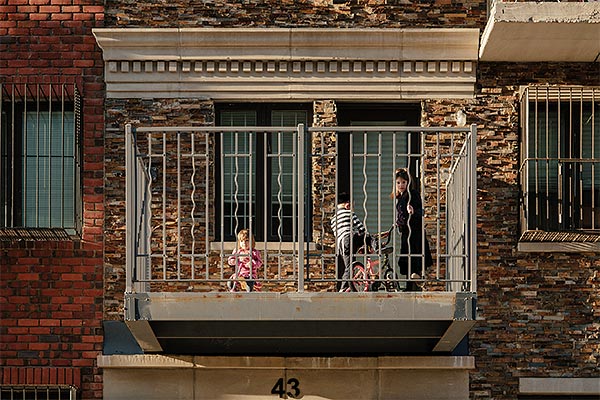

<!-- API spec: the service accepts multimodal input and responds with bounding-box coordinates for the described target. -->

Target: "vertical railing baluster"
[470,124,477,293]
[592,89,597,229]
[162,131,167,280]
[276,130,283,278]
[125,124,134,294]
[297,124,305,292]
[204,130,210,279]
[177,130,181,280]
[190,131,196,280]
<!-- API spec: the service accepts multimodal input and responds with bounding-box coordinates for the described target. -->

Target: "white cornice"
[93,28,480,100]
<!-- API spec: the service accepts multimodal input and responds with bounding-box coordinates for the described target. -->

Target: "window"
[337,104,421,229]
[0,84,82,238]
[216,104,311,241]
[520,86,600,239]
[0,385,77,400]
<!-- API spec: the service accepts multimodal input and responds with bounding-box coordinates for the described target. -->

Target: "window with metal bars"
[520,86,600,238]
[0,385,77,400]
[0,84,82,239]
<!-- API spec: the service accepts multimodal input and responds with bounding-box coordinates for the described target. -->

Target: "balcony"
[480,1,600,62]
[124,124,477,356]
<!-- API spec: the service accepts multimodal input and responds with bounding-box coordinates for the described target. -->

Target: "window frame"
[215,103,313,242]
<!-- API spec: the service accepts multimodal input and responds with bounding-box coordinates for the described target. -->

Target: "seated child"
[227,229,262,292]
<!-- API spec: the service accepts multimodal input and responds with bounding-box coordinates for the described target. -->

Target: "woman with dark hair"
[391,168,433,291]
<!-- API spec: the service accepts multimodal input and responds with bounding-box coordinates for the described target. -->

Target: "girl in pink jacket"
[227,229,263,292]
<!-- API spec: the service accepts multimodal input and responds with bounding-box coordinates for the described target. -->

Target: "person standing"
[392,168,433,291]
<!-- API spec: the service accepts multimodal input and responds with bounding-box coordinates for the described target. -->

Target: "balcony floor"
[124,291,476,356]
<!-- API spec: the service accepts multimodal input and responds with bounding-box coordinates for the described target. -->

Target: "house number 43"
[271,377,301,399]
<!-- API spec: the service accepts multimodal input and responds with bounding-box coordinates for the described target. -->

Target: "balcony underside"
[124,292,476,356]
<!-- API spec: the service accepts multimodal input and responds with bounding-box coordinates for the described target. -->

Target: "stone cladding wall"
[102,71,600,399]
[97,1,600,399]
[105,0,487,28]
[104,98,215,317]
[309,100,339,290]
[0,0,105,398]
[444,62,599,399]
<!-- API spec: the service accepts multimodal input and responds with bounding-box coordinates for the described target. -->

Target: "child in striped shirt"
[330,192,369,292]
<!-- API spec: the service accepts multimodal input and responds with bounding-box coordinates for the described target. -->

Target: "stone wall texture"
[467,62,600,399]
[105,0,488,28]
[3,0,599,399]
[0,0,106,398]
[104,98,215,318]
[99,0,600,397]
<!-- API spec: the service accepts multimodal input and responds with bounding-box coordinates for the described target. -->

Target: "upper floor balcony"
[124,124,477,356]
[481,0,600,62]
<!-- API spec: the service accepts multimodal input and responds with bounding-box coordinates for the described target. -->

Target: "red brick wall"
[0,1,105,399]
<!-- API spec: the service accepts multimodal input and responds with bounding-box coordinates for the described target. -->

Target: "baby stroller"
[349,226,400,292]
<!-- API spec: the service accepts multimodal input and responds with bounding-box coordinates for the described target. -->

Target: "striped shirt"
[330,206,367,252]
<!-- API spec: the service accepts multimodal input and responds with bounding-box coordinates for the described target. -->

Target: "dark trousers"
[337,233,370,291]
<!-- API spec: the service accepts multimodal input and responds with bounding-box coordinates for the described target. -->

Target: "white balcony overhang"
[92,27,479,100]
[480,2,600,62]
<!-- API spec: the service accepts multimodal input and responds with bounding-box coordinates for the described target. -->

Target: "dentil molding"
[93,28,480,100]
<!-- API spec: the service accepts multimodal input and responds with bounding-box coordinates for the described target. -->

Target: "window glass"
[270,110,307,240]
[23,111,75,228]
[217,106,310,241]
[350,122,408,231]
[220,110,256,239]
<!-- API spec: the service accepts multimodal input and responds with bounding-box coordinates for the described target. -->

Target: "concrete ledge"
[480,2,600,61]
[93,28,479,62]
[518,241,600,253]
[131,291,465,321]
[99,355,475,370]
[102,355,474,399]
[520,378,600,395]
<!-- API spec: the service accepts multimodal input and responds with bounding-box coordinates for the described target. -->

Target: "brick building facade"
[0,0,105,398]
[2,1,599,399]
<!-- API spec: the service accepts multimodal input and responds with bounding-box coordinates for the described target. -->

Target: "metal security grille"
[520,86,600,239]
[125,124,477,293]
[0,385,77,400]
[0,83,82,239]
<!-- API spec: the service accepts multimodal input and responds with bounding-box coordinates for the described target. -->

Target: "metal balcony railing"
[125,124,477,295]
